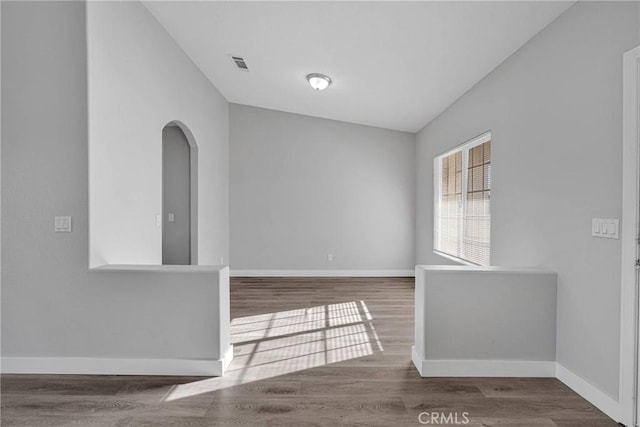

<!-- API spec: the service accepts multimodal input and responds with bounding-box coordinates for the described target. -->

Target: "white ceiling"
[144,1,573,133]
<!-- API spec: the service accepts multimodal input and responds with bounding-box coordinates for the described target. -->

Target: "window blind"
[435,136,491,266]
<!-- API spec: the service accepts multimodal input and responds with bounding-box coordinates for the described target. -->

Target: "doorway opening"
[162,121,198,265]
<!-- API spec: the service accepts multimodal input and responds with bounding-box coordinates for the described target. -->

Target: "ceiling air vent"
[230,55,249,72]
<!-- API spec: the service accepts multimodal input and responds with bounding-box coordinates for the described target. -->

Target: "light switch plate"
[54,216,72,233]
[592,218,619,239]
[168,213,175,223]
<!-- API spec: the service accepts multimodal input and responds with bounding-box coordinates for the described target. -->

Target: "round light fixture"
[306,73,332,91]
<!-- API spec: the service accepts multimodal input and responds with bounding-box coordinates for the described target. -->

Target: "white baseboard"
[555,363,621,423]
[230,269,415,277]
[219,345,234,375]
[412,346,426,376]
[2,350,620,423]
[411,351,621,423]
[1,347,234,377]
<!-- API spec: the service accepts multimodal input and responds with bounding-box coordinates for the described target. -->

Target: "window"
[434,132,491,266]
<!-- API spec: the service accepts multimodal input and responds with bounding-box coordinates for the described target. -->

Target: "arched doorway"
[162,121,198,265]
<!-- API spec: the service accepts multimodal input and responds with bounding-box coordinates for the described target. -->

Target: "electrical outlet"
[327,253,333,262]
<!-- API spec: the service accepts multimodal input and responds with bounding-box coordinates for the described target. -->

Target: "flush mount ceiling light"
[306,73,332,91]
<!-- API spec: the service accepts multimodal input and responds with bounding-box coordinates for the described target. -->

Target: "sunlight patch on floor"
[163,301,382,402]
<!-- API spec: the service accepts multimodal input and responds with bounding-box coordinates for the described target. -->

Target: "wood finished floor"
[1,277,617,426]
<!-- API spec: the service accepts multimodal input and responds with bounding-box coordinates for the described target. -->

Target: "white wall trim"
[219,345,234,375]
[557,363,621,423]
[621,45,640,427]
[412,346,426,376]
[411,350,622,423]
[1,353,233,377]
[412,350,622,423]
[230,270,415,277]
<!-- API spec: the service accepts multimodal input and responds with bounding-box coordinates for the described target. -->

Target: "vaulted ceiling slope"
[144,1,573,133]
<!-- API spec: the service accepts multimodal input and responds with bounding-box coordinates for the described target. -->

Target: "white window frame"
[433,131,492,266]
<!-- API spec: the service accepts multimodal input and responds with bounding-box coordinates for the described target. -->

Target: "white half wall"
[1,1,231,375]
[2,265,232,376]
[413,265,557,372]
[411,266,626,420]
[415,1,639,400]
[87,1,229,267]
[230,104,416,271]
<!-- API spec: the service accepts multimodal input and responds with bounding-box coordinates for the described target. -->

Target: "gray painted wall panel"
[416,266,557,361]
[415,1,639,398]
[87,1,229,267]
[1,1,228,362]
[230,104,416,270]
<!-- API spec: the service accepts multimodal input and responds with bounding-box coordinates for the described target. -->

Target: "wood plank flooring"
[1,277,617,426]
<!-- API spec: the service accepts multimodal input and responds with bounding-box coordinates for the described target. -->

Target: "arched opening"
[162,121,198,265]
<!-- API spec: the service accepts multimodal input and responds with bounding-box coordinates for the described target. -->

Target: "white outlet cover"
[592,218,619,239]
[54,216,72,233]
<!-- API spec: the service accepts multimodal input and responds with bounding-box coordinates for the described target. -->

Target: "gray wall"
[230,104,416,271]
[415,1,639,398]
[163,125,191,265]
[87,1,229,267]
[415,266,557,363]
[1,1,228,363]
